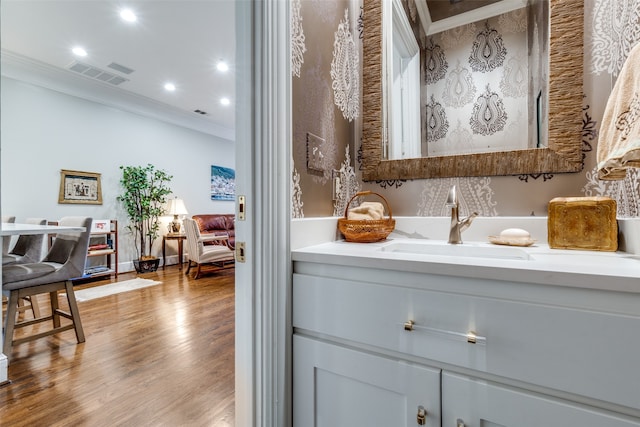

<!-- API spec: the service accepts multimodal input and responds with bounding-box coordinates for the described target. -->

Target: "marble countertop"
[292,237,640,294]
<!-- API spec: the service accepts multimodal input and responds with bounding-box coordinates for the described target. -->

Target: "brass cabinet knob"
[417,406,427,425]
[404,320,415,331]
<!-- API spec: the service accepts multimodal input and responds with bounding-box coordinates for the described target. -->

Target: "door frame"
[235,1,291,426]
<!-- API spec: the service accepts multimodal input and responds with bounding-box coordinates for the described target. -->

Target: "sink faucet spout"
[446,186,478,244]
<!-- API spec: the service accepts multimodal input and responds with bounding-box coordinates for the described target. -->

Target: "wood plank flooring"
[0,265,235,426]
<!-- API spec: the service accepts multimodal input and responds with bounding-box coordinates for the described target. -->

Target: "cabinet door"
[294,335,441,427]
[442,372,640,427]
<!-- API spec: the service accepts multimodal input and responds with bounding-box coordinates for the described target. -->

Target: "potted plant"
[117,164,173,273]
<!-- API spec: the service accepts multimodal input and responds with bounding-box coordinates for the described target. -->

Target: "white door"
[294,335,441,427]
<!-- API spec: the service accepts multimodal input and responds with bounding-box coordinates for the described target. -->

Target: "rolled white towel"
[347,201,385,220]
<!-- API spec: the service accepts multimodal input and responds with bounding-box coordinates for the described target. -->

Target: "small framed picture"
[210,165,235,201]
[58,169,103,205]
[90,219,111,233]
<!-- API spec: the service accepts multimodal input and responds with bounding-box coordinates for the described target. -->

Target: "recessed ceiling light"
[72,47,87,57]
[217,61,229,72]
[220,97,231,106]
[164,83,176,92]
[120,8,137,22]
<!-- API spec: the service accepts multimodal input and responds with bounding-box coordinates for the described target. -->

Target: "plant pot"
[133,258,160,273]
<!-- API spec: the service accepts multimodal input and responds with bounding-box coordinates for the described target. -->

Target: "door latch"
[237,195,246,221]
[235,242,246,263]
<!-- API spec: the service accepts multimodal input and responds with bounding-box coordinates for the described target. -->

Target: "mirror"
[362,0,584,180]
[421,0,529,35]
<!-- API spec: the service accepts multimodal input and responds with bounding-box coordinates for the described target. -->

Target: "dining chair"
[2,217,92,361]
[2,218,48,320]
[3,218,47,265]
[183,217,235,279]
[1,215,16,255]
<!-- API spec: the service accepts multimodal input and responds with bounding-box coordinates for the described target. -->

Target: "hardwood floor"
[0,265,235,426]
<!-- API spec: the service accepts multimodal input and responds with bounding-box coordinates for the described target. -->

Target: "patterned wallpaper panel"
[291,0,640,219]
[291,0,359,217]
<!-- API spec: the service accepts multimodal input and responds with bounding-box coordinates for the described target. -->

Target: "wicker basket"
[338,191,395,243]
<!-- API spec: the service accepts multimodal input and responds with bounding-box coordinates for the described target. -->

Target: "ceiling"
[1,0,236,141]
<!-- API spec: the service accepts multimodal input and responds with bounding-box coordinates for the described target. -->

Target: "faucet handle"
[459,212,478,233]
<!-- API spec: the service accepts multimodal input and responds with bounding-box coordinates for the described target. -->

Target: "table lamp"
[166,198,188,233]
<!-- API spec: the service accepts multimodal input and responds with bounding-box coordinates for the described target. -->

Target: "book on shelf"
[88,243,110,250]
[84,265,111,275]
[88,248,114,255]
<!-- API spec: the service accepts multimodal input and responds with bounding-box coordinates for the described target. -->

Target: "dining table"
[1,222,86,237]
[0,221,87,384]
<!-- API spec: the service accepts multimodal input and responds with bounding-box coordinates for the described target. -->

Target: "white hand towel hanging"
[597,42,640,180]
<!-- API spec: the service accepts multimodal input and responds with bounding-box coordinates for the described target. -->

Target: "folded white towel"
[597,42,640,180]
[347,202,385,220]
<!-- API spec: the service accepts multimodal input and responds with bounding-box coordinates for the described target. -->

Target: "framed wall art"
[58,169,103,205]
[210,165,235,201]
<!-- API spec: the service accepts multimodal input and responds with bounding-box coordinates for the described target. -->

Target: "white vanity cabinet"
[292,256,640,426]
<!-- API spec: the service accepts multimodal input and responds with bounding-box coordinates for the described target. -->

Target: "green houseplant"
[117,164,173,273]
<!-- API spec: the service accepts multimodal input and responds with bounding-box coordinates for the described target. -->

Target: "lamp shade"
[166,198,188,216]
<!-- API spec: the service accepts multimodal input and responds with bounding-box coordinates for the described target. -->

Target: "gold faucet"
[445,185,478,244]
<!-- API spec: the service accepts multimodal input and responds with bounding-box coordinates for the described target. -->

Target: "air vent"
[194,109,208,115]
[67,61,129,86]
[96,71,116,82]
[107,62,135,74]
[110,76,128,85]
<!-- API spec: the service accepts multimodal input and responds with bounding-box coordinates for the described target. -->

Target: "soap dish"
[488,236,536,247]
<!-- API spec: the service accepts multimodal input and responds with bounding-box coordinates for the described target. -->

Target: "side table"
[163,233,187,270]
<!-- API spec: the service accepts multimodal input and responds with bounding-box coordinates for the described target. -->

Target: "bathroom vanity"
[292,225,640,426]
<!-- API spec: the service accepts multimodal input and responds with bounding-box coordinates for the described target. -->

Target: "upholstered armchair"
[183,218,234,279]
[191,214,235,249]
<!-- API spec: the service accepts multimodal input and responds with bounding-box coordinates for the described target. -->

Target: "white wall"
[1,76,235,270]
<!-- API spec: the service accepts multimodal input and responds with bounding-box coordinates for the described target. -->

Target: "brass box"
[548,197,618,251]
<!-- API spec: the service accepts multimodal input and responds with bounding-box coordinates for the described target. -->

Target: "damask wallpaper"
[291,0,640,219]
[424,10,533,156]
[291,0,358,217]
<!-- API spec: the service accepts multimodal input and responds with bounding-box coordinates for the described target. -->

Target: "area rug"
[71,278,162,302]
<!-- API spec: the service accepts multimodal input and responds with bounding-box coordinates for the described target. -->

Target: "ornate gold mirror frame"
[362,0,584,180]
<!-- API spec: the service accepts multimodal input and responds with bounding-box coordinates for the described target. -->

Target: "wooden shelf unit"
[48,219,118,280]
[85,219,118,279]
